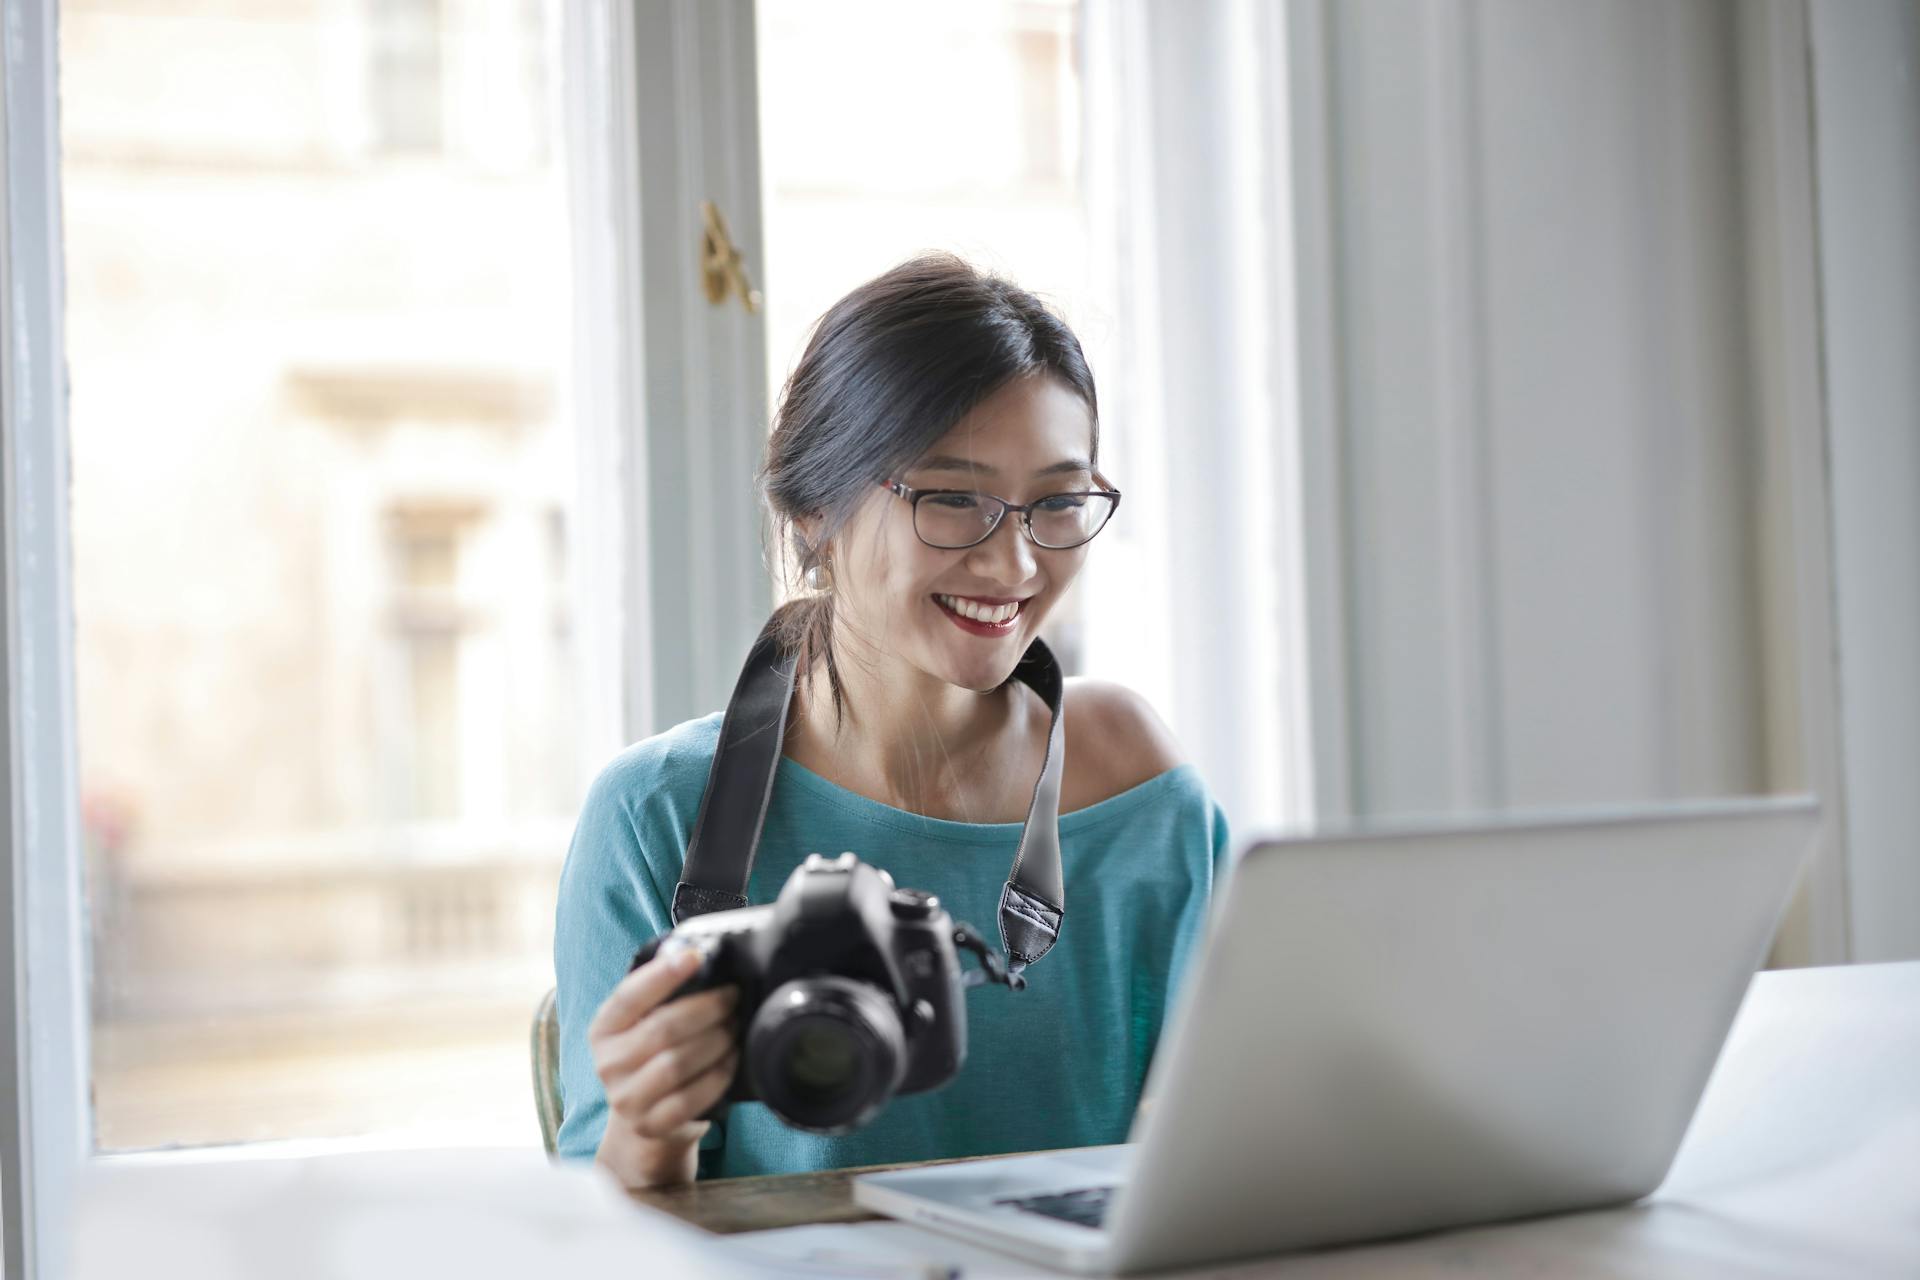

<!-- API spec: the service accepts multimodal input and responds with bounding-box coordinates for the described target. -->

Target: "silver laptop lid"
[1108,795,1819,1273]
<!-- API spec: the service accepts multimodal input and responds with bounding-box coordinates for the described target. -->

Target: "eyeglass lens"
[914,492,1115,549]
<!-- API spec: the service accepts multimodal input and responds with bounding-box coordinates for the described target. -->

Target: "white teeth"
[936,594,1021,625]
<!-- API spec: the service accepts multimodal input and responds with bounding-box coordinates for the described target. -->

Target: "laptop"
[853,794,1821,1274]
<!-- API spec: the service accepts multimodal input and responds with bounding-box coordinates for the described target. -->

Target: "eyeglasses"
[882,478,1123,550]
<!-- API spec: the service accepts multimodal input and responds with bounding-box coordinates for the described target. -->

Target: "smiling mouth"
[932,593,1024,627]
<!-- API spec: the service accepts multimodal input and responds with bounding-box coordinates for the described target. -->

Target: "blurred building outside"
[68,0,580,1149]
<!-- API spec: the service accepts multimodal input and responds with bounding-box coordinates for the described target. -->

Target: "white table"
[735,960,1920,1277]
[72,962,1920,1279]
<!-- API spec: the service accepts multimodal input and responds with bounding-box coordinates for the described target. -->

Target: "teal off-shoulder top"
[552,710,1232,1178]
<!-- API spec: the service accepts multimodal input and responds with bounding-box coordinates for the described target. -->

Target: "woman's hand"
[589,949,741,1188]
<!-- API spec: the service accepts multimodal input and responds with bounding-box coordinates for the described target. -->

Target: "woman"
[553,252,1231,1188]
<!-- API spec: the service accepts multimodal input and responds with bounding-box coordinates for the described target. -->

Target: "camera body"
[630,853,969,1133]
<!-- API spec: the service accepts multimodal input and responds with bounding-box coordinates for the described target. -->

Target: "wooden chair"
[532,986,564,1155]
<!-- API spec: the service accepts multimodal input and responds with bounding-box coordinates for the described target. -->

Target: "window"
[369,0,445,153]
[387,506,479,822]
[62,0,581,1150]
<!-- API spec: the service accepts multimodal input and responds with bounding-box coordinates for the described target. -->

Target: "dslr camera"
[630,852,1015,1133]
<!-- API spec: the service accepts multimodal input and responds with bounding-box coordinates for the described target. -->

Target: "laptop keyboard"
[994,1185,1115,1231]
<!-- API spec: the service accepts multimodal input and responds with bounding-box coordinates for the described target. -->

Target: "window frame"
[4,2,91,1275]
[564,0,774,754]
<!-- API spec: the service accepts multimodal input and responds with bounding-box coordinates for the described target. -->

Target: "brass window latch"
[700,200,763,314]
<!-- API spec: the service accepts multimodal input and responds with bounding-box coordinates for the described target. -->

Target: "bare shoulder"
[1060,677,1187,810]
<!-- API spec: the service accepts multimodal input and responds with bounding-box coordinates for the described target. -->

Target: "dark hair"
[758,252,1100,730]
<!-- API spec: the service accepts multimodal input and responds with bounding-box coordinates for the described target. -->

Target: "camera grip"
[656,934,748,1122]
[630,932,727,1003]
[624,932,744,1125]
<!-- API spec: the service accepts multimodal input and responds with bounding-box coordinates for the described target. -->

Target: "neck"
[792,620,1019,814]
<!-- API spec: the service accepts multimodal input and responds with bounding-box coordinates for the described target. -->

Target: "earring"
[804,559,833,592]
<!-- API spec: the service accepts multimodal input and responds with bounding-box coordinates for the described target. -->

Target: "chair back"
[532,986,563,1155]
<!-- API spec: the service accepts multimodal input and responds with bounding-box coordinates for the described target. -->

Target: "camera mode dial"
[888,888,939,920]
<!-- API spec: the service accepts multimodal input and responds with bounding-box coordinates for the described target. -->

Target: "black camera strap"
[671,611,1067,975]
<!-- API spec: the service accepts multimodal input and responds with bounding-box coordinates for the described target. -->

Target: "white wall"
[1306,0,1769,819]
[1808,0,1920,962]
[1296,0,1920,964]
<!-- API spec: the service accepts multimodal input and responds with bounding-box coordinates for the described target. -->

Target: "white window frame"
[4,2,91,1275]
[1738,0,1851,966]
[565,0,774,759]
[1799,0,1920,963]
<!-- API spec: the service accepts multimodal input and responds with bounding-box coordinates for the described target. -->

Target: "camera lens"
[746,977,906,1133]
[785,1024,860,1094]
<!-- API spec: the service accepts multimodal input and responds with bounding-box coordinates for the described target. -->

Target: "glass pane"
[63,0,581,1150]
[756,0,1108,671]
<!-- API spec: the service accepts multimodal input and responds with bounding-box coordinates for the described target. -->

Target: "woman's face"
[829,373,1099,696]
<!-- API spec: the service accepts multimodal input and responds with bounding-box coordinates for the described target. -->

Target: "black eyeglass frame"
[881,478,1124,551]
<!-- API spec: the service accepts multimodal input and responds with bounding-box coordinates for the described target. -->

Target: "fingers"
[596,985,739,1082]
[606,1022,735,1128]
[629,1022,736,1100]
[588,949,705,1041]
[641,1047,741,1136]
[591,967,744,1143]
[604,1023,741,1141]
